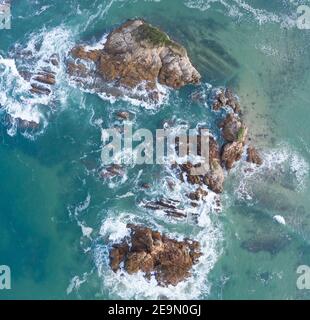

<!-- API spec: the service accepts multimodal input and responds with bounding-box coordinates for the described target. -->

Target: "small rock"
[30,83,51,95]
[116,111,131,120]
[33,73,56,85]
[141,183,151,189]
[247,146,263,165]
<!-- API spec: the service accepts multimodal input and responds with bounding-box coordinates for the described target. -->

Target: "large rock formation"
[109,224,202,286]
[67,19,201,100]
[210,89,263,170]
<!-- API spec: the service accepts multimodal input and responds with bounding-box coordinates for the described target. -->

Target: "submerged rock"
[4,114,40,130]
[241,234,289,255]
[142,199,186,218]
[109,224,202,286]
[67,19,201,100]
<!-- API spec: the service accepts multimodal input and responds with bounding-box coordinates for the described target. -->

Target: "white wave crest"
[184,0,297,28]
[234,144,309,201]
[0,26,75,137]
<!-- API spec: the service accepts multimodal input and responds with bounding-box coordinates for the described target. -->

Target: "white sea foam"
[74,193,91,216]
[184,0,297,28]
[34,5,52,16]
[67,273,89,295]
[233,144,309,201]
[68,194,93,240]
[97,81,171,110]
[274,215,286,225]
[83,0,116,32]
[0,26,75,137]
[84,34,108,52]
[79,222,94,239]
[116,192,135,199]
[0,57,45,131]
[99,215,131,242]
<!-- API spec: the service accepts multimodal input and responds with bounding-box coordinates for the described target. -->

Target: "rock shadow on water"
[241,234,290,255]
[232,206,291,255]
[150,15,240,85]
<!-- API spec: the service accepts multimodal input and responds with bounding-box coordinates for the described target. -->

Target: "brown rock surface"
[109,224,202,286]
[33,72,56,86]
[142,199,186,218]
[219,113,249,170]
[67,19,201,100]
[212,88,241,113]
[178,135,225,194]
[247,145,263,165]
[221,141,244,170]
[220,113,248,143]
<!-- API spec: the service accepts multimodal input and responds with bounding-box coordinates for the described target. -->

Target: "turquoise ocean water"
[1,0,310,299]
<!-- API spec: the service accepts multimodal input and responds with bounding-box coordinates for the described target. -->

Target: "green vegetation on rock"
[135,23,185,54]
[237,127,246,142]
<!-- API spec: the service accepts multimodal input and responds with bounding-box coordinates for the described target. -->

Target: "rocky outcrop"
[115,111,131,121]
[142,199,186,218]
[221,141,244,170]
[18,53,60,96]
[220,113,248,170]
[210,88,263,170]
[188,187,208,201]
[109,224,202,286]
[178,135,225,194]
[203,159,225,194]
[4,114,39,130]
[219,113,247,143]
[6,48,59,128]
[100,164,125,179]
[67,19,201,100]
[212,88,241,113]
[247,145,263,165]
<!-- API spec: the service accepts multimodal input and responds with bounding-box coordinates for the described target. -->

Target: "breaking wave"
[0,26,75,137]
[184,0,298,28]
[233,143,309,202]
